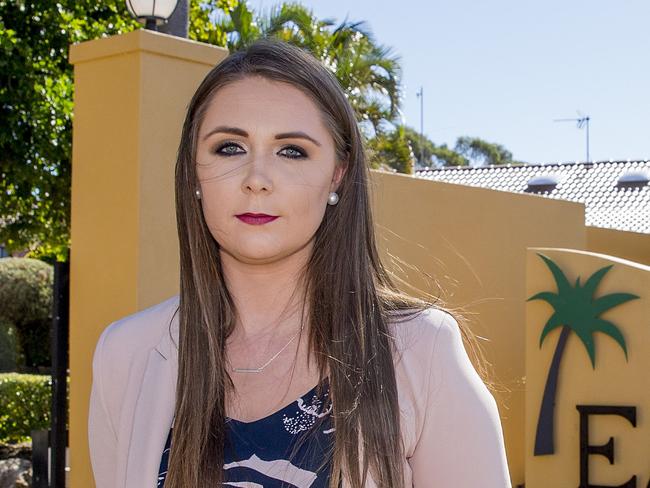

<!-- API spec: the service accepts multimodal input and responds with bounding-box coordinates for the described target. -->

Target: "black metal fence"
[31,257,69,488]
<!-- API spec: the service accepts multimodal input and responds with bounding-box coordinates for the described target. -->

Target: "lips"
[236,213,279,225]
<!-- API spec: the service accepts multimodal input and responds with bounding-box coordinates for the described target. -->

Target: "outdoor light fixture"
[126,0,180,31]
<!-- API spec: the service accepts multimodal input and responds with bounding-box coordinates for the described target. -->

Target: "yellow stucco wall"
[369,172,587,485]
[68,29,648,488]
[586,225,650,266]
[525,248,649,487]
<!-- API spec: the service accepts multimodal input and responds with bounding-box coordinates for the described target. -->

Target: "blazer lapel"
[124,308,179,487]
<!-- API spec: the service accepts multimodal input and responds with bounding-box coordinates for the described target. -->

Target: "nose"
[240,156,273,194]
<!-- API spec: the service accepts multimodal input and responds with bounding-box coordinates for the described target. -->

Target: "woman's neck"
[219,242,311,340]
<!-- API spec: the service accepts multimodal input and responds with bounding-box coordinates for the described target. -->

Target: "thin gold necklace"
[230,322,305,373]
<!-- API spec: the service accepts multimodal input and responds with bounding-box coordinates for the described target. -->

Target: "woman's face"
[195,76,346,265]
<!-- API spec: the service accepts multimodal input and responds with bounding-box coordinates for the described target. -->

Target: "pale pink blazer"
[88,294,512,487]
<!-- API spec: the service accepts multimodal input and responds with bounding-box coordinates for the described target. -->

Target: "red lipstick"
[236,213,279,225]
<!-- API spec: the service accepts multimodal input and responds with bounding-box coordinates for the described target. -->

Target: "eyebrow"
[202,125,322,147]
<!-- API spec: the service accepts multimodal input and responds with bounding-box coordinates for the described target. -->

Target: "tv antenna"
[553,110,590,163]
[416,86,424,168]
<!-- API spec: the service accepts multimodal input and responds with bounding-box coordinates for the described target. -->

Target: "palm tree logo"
[527,253,640,456]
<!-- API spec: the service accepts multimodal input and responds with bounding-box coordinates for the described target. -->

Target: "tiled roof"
[414,160,650,234]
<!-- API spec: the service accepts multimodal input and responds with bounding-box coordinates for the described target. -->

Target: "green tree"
[0,257,53,371]
[0,0,143,262]
[402,126,477,168]
[365,124,414,174]
[189,0,238,46]
[454,136,520,166]
[430,143,469,167]
[402,125,435,167]
[0,0,234,261]
[402,125,471,168]
[401,127,530,169]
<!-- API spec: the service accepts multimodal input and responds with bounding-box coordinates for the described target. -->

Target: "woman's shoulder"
[386,305,459,361]
[388,307,510,486]
[385,306,473,405]
[95,294,180,363]
[383,306,462,455]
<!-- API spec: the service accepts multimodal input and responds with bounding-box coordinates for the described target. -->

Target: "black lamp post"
[126,0,180,31]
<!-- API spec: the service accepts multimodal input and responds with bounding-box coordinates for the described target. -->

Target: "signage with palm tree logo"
[528,253,639,456]
[525,250,648,488]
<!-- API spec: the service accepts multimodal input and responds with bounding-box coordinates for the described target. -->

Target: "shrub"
[0,319,19,372]
[0,373,65,444]
[0,258,53,370]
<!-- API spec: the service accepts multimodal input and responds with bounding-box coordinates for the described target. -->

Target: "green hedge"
[0,373,68,444]
[0,257,54,370]
[0,320,19,372]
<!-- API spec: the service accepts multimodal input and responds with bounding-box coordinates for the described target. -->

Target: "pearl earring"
[327,191,339,205]
[195,189,201,199]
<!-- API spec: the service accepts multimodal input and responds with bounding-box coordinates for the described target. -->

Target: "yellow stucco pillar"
[67,29,228,487]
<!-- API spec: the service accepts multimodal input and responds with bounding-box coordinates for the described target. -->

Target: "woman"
[88,38,512,488]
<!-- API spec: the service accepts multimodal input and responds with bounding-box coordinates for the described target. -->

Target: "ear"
[331,161,348,192]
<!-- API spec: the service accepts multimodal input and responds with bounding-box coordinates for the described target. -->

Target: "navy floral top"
[157,377,334,487]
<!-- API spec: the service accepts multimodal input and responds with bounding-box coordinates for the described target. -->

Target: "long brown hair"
[167,36,494,488]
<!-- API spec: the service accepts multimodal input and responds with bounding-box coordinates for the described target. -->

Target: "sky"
[246,0,649,166]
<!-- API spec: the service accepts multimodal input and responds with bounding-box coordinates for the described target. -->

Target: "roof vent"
[525,173,562,193]
[616,170,650,188]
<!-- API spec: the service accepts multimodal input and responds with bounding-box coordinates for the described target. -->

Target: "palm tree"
[200,1,409,172]
[527,253,639,455]
[324,17,402,125]
[217,2,402,137]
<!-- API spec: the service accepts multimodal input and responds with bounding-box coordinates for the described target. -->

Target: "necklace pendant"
[229,323,304,374]
[232,367,262,373]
